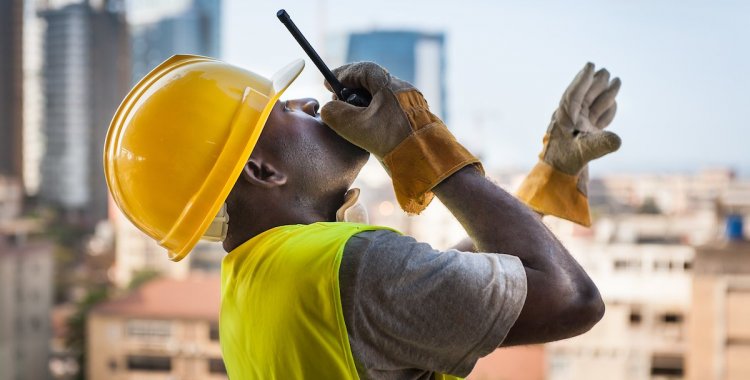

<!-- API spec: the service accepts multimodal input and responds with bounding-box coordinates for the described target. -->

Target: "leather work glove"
[517,62,622,226]
[321,62,482,214]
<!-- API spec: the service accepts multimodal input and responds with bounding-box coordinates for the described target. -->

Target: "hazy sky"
[223,0,749,176]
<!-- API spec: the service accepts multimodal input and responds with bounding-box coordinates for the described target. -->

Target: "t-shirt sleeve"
[339,229,527,378]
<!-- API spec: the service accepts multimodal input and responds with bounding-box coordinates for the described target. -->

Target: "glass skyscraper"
[128,0,222,85]
[347,31,447,121]
[39,0,130,224]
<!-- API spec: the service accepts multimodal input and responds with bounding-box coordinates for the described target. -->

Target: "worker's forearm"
[433,165,556,271]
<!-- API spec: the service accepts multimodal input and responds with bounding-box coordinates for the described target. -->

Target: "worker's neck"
[223,191,343,252]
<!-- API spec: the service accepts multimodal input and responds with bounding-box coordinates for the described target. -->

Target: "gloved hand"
[517,62,621,226]
[321,62,482,214]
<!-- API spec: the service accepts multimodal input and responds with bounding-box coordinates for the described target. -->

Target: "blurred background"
[0,0,748,379]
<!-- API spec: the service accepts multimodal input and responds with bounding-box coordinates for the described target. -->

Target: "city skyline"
[222,0,749,177]
[1,1,749,379]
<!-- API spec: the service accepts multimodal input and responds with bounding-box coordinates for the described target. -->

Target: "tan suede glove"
[517,62,621,226]
[321,62,482,214]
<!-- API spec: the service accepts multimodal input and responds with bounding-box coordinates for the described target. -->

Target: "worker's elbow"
[563,282,605,337]
[576,286,605,332]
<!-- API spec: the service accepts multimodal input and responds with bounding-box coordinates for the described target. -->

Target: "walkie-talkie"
[277,9,372,107]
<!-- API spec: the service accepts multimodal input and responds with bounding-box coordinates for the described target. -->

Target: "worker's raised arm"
[434,165,604,345]
[321,62,614,348]
[445,62,623,345]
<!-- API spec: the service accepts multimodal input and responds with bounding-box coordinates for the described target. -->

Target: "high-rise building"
[347,31,447,121]
[127,0,222,84]
[0,235,55,380]
[0,0,25,182]
[23,0,46,196]
[38,0,130,224]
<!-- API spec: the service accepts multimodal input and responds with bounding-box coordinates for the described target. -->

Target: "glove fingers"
[320,99,365,139]
[561,62,595,124]
[330,62,390,95]
[589,77,621,121]
[583,69,610,108]
[579,131,622,161]
[595,102,617,129]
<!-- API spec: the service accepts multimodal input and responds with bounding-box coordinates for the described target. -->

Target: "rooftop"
[92,275,221,321]
[695,240,750,275]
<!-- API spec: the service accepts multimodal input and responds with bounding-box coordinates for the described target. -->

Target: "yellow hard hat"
[104,55,304,261]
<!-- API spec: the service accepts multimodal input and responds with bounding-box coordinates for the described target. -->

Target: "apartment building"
[87,275,225,380]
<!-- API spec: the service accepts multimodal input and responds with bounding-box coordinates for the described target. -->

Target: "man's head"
[106,55,367,259]
[222,97,369,251]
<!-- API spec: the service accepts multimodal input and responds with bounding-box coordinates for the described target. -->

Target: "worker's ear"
[241,157,287,188]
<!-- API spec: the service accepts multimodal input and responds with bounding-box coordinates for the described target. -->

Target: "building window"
[650,354,683,377]
[660,313,683,324]
[126,355,171,372]
[629,310,642,325]
[126,319,171,338]
[614,259,641,271]
[30,317,41,332]
[208,358,226,374]
[209,322,220,341]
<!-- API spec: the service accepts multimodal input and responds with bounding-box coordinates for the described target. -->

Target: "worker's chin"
[344,140,370,172]
[327,129,369,166]
[330,140,369,187]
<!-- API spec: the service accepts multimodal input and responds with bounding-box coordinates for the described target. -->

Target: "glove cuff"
[516,160,592,227]
[383,122,483,214]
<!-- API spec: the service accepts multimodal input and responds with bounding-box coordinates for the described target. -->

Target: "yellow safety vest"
[220,222,462,380]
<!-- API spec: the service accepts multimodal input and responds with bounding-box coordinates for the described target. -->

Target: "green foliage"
[66,287,110,380]
[128,269,162,290]
[53,246,76,304]
[638,197,662,215]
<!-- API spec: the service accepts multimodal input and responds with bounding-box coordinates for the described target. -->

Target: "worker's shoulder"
[347,228,416,246]
[344,228,432,259]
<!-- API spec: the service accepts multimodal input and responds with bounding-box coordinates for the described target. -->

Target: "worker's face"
[256,98,369,195]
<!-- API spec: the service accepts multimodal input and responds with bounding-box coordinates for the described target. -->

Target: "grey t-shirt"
[339,230,528,379]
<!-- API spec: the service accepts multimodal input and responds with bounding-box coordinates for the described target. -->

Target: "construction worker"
[105,56,621,379]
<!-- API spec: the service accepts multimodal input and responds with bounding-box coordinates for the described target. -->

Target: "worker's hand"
[517,62,622,226]
[321,62,482,214]
[320,62,426,158]
[546,62,621,177]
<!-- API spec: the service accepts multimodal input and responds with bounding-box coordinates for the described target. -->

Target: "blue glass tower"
[347,31,447,121]
[128,0,222,85]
